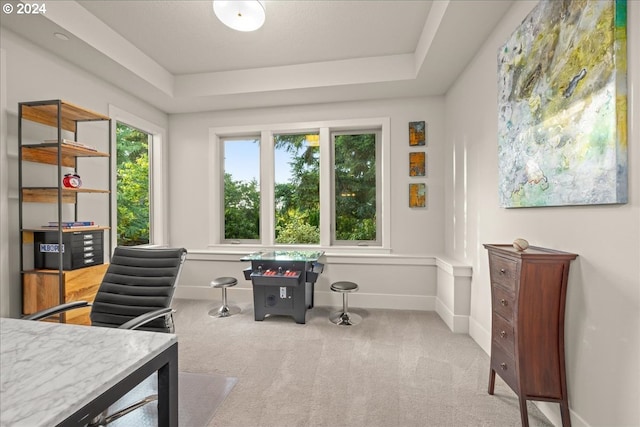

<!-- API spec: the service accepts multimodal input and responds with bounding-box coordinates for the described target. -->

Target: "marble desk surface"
[0,317,177,427]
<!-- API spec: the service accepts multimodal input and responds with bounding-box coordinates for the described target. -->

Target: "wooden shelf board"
[23,226,110,233]
[22,143,108,166]
[20,100,110,133]
[23,264,108,274]
[22,188,109,203]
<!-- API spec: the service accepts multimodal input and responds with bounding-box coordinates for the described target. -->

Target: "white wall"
[445,2,639,426]
[168,98,445,253]
[167,98,454,311]
[0,28,169,317]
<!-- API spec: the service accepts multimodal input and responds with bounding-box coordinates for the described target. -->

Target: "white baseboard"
[534,402,589,427]
[435,297,469,333]
[469,316,491,355]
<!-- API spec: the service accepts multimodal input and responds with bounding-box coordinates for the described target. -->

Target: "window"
[274,133,320,244]
[223,137,260,242]
[210,118,390,250]
[332,131,380,245]
[109,105,167,249]
[116,122,150,246]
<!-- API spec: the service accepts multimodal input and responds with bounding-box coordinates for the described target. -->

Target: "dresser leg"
[519,396,529,427]
[488,368,496,394]
[560,401,572,427]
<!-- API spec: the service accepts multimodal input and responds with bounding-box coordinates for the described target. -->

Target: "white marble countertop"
[0,317,177,427]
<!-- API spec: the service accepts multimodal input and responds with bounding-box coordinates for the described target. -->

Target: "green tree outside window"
[116,123,150,246]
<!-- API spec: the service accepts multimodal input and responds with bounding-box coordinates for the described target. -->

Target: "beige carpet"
[109,371,237,427]
[171,298,555,427]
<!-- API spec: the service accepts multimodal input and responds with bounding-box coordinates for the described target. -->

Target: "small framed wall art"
[409,183,426,208]
[409,121,426,146]
[409,152,426,177]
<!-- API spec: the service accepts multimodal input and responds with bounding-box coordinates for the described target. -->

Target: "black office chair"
[25,246,188,426]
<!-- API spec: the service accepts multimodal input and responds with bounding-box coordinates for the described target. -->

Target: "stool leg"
[330,291,362,326]
[221,287,228,308]
[209,286,240,318]
[218,287,230,316]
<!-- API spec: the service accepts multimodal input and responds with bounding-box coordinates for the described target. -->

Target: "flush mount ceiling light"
[213,0,266,32]
[54,32,69,41]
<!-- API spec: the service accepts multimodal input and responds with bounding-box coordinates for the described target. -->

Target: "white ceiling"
[0,0,514,114]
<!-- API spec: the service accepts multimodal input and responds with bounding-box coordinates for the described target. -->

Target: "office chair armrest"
[118,308,175,330]
[23,301,91,321]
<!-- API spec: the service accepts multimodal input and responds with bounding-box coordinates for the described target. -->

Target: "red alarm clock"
[63,173,82,188]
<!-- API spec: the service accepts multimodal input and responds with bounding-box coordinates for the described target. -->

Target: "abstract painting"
[409,121,426,146]
[497,0,627,207]
[409,183,426,208]
[409,152,426,176]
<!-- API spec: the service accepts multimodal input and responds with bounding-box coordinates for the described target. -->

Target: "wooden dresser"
[484,244,577,427]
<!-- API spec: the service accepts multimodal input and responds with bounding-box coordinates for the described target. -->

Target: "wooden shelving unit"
[18,99,112,325]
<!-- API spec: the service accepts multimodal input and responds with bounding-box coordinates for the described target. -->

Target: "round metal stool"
[208,277,240,318]
[329,281,361,326]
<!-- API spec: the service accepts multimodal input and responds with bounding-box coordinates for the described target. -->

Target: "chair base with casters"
[209,276,241,318]
[329,281,362,326]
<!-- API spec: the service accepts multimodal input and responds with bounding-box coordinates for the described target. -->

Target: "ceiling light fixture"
[213,0,265,32]
[54,32,69,41]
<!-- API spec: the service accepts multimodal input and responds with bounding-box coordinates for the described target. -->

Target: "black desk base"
[59,342,178,427]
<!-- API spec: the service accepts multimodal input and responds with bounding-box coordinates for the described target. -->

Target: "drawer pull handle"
[500,299,508,306]
[500,362,507,370]
[500,268,506,274]
[500,330,507,338]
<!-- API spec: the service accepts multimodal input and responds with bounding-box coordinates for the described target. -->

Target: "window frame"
[220,135,262,244]
[109,105,167,249]
[273,130,321,245]
[330,129,382,247]
[209,118,390,252]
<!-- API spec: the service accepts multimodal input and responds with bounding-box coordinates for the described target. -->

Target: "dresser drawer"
[492,313,515,356]
[492,285,515,321]
[490,255,518,291]
[491,343,518,392]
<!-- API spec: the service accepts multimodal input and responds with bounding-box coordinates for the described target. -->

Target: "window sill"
[191,245,440,266]
[205,243,390,255]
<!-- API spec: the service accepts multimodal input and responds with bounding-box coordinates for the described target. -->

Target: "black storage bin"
[34,230,104,270]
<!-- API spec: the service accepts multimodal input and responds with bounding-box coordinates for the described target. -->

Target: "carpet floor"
[171,298,555,427]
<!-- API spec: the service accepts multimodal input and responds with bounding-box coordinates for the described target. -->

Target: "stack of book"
[43,221,97,229]
[44,139,98,151]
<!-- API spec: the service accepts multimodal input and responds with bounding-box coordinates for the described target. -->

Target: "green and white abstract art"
[497,0,627,207]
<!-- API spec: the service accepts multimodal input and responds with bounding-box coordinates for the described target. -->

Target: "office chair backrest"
[91,246,187,332]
